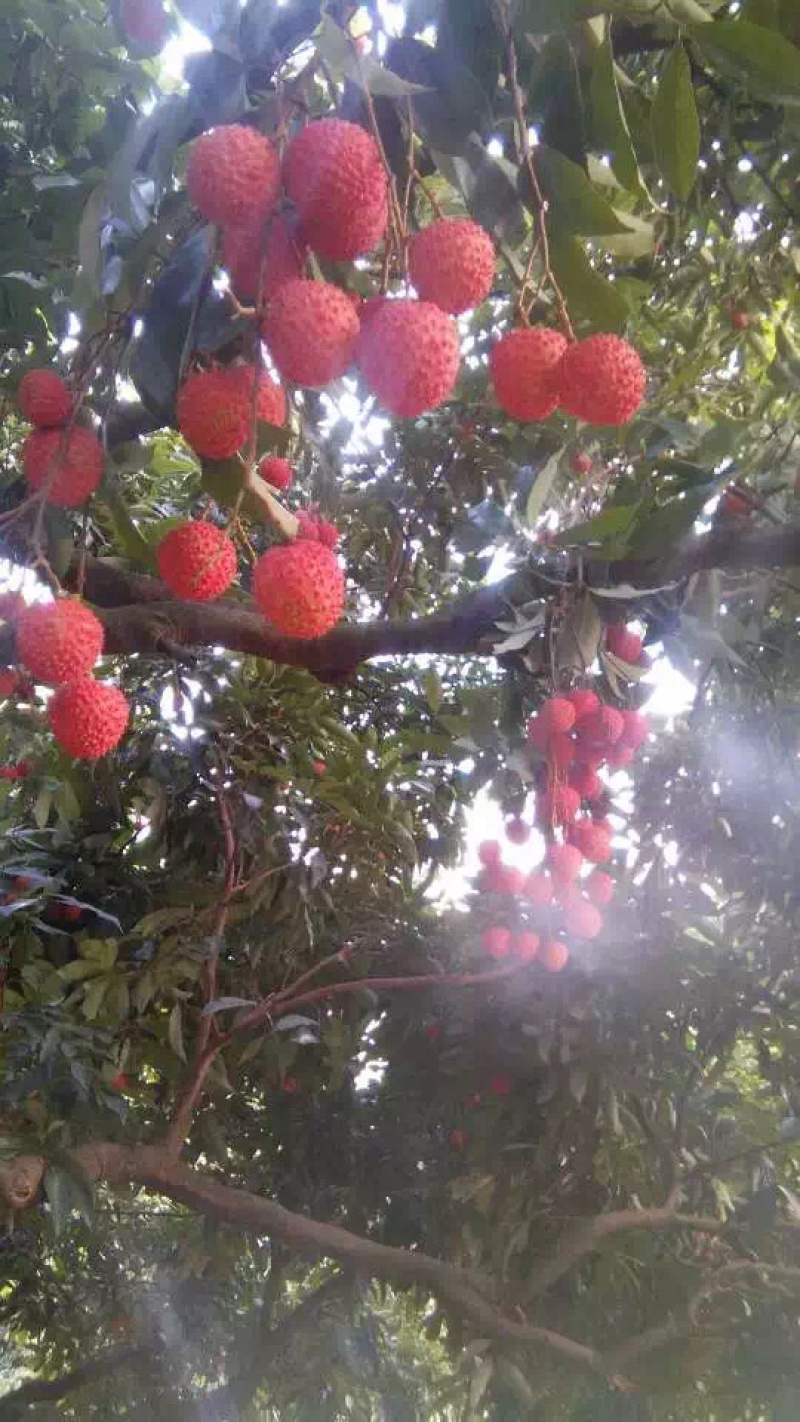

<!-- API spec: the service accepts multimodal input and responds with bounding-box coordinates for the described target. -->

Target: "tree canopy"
[1,0,800,1417]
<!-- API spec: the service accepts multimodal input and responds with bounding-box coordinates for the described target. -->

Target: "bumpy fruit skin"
[254,541,344,639]
[18,370,72,428]
[567,688,601,723]
[539,784,581,826]
[358,299,460,418]
[120,0,167,50]
[540,939,569,973]
[569,763,602,801]
[222,216,306,301]
[295,511,339,547]
[579,705,625,747]
[482,926,511,959]
[523,871,554,906]
[186,125,281,228]
[0,670,19,697]
[586,870,615,907]
[23,426,103,507]
[546,842,583,883]
[619,708,649,750]
[17,599,103,685]
[259,456,293,491]
[282,118,388,261]
[409,218,495,315]
[505,816,530,845]
[564,899,604,940]
[558,334,645,425]
[263,280,360,388]
[569,818,612,863]
[514,931,540,962]
[478,839,502,868]
[176,367,286,460]
[606,624,643,664]
[490,326,567,421]
[49,679,129,759]
[540,696,577,736]
[156,522,237,602]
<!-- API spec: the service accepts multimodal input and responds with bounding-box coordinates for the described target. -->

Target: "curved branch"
[0,1344,151,1418]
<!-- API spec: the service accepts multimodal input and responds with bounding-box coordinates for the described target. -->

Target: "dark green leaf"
[548,232,631,333]
[692,19,800,104]
[589,34,645,195]
[554,502,642,553]
[521,146,630,236]
[652,43,700,200]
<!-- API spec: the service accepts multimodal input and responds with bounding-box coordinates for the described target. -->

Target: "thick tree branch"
[0,1343,151,1418]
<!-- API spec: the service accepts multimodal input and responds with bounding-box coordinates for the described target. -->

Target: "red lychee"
[481,926,511,959]
[586,870,615,907]
[23,426,103,507]
[490,326,567,421]
[259,456,293,491]
[539,784,581,826]
[120,0,168,50]
[49,679,129,759]
[514,930,540,962]
[523,870,554,907]
[18,370,72,428]
[731,309,749,331]
[569,818,612,863]
[358,299,460,419]
[545,842,583,883]
[540,697,577,736]
[186,125,281,229]
[566,688,601,723]
[578,706,625,747]
[571,451,593,476]
[719,488,750,518]
[606,624,643,664]
[505,816,530,845]
[540,938,569,972]
[558,334,645,426]
[17,599,103,686]
[477,839,502,868]
[548,733,575,771]
[156,522,237,602]
[176,366,285,460]
[262,279,360,388]
[222,216,307,301]
[282,118,388,261]
[618,708,650,750]
[295,511,339,547]
[409,217,495,315]
[0,670,19,697]
[254,541,344,639]
[449,1128,467,1149]
[564,899,604,940]
[569,763,602,801]
[489,1073,512,1096]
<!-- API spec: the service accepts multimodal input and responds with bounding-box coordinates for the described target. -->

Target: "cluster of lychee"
[474,626,650,974]
[184,119,645,428]
[16,370,104,509]
[6,598,128,760]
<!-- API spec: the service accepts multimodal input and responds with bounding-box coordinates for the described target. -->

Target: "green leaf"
[522,146,630,236]
[652,43,700,200]
[77,182,106,299]
[554,502,642,554]
[526,450,561,526]
[589,34,645,196]
[82,975,108,1020]
[44,1164,94,1237]
[316,15,430,97]
[168,1001,187,1062]
[548,232,631,333]
[423,669,443,714]
[692,19,800,104]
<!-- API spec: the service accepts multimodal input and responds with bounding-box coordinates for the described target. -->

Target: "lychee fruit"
[254,541,344,639]
[567,688,601,722]
[176,366,285,461]
[720,488,749,518]
[558,334,645,425]
[546,842,583,883]
[49,679,129,759]
[282,118,388,261]
[569,818,612,863]
[490,326,567,421]
[259,456,293,491]
[523,870,554,906]
[586,870,615,907]
[120,0,167,50]
[578,705,625,747]
[571,451,593,476]
[514,930,540,962]
[563,899,604,940]
[18,370,72,428]
[548,733,575,771]
[17,599,104,685]
[358,299,460,419]
[618,708,650,750]
[489,1073,512,1096]
[295,511,339,547]
[312,759,327,777]
[505,816,530,845]
[569,763,602,801]
[0,670,19,697]
[23,426,103,507]
[539,784,581,826]
[483,865,525,896]
[409,218,495,315]
[481,926,511,959]
[605,624,643,664]
[478,840,502,868]
[262,280,360,388]
[540,938,569,972]
[540,696,577,736]
[156,522,237,602]
[186,124,281,229]
[222,216,306,302]
[731,309,749,331]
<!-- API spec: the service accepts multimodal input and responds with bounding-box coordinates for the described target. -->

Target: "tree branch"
[0,1344,151,1418]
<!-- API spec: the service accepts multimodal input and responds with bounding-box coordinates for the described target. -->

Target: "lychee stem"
[241,464,299,540]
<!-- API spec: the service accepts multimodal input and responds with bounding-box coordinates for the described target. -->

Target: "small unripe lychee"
[156,521,237,602]
[17,599,104,685]
[49,678,129,759]
[259,456,293,491]
[18,370,72,427]
[491,326,567,421]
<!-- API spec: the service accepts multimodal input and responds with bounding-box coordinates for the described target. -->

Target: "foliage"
[0,0,799,1418]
